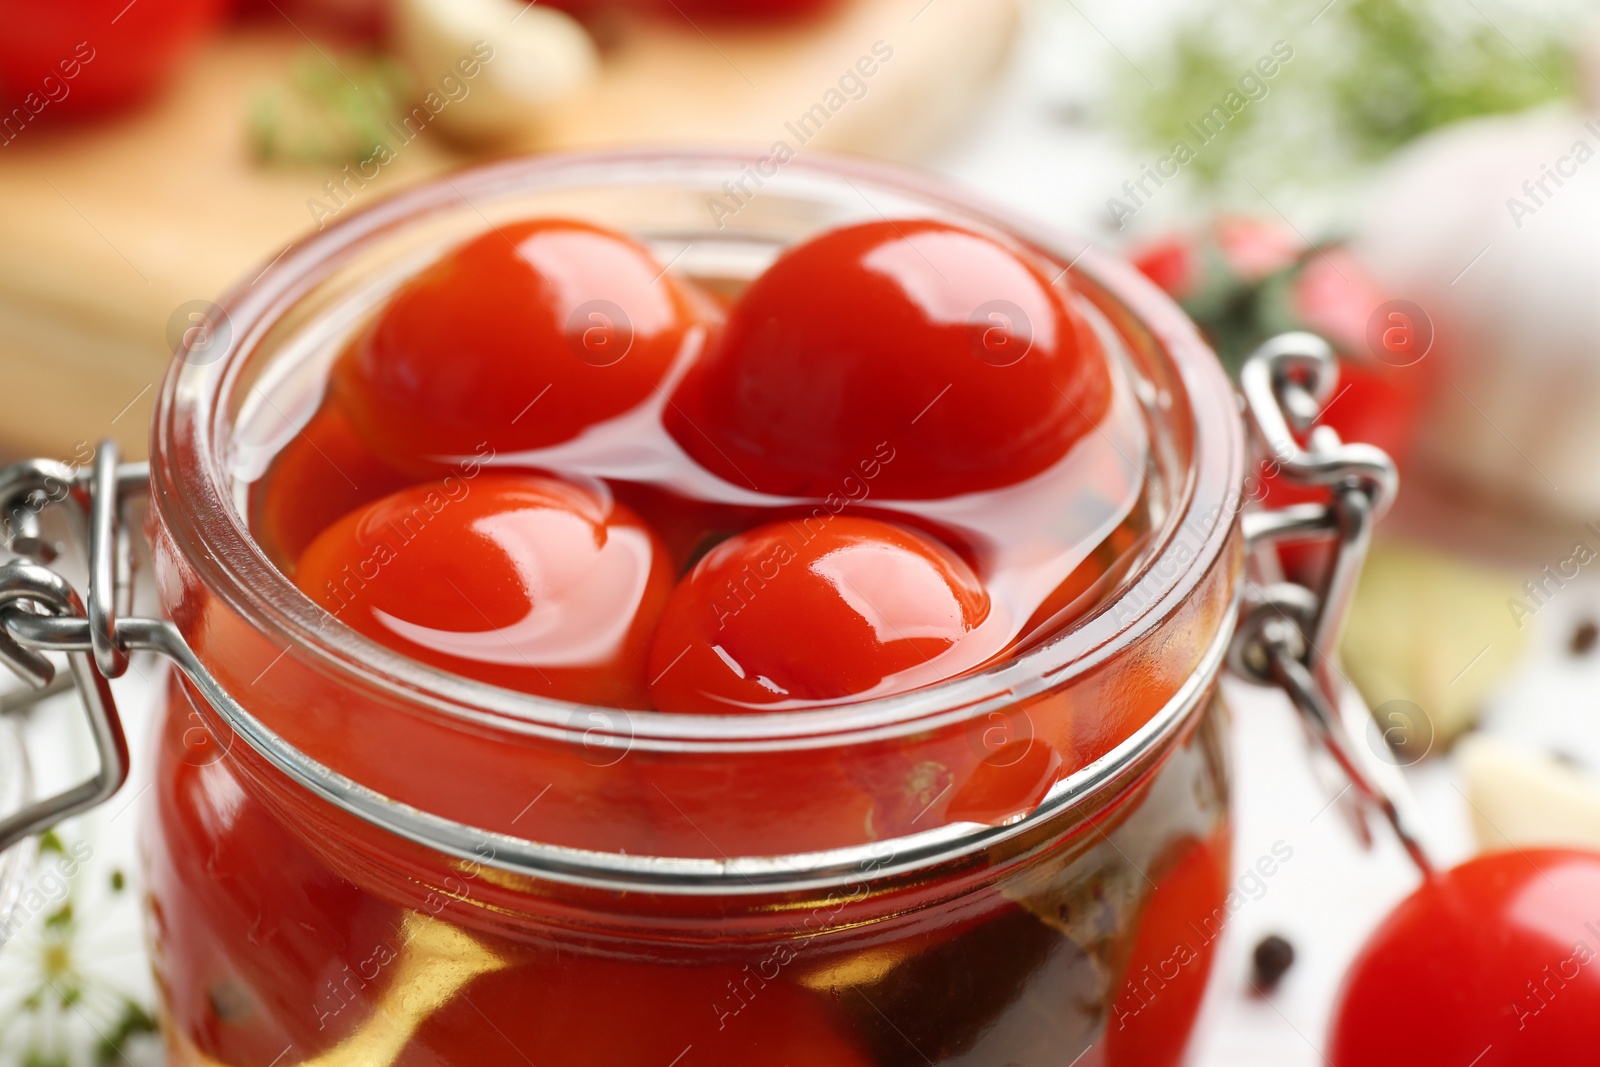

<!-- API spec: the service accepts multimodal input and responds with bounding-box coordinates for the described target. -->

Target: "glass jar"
[134,153,1247,1067]
[0,149,1276,1067]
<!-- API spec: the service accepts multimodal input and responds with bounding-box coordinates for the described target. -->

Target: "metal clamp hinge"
[0,443,142,852]
[1229,332,1433,875]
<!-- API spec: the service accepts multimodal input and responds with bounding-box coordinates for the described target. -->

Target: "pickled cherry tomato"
[334,219,707,468]
[1103,835,1230,1067]
[250,402,416,572]
[647,516,990,714]
[1331,849,1600,1067]
[295,473,673,708]
[667,219,1111,499]
[944,734,1062,827]
[149,695,406,1067]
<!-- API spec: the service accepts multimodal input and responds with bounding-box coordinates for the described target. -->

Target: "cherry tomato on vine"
[1330,849,1600,1067]
[295,472,673,708]
[647,515,991,714]
[335,218,709,469]
[667,219,1110,499]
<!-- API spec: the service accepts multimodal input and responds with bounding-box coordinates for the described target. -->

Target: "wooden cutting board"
[0,0,1019,460]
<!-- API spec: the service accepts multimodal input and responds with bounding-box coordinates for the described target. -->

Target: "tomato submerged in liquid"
[149,684,1234,1067]
[246,214,1158,848]
[294,473,675,709]
[255,214,1140,730]
[667,219,1112,499]
[170,205,1225,1067]
[647,516,993,714]
[332,218,711,468]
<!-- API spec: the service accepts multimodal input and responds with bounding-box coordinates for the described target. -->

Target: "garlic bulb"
[1352,105,1600,518]
[393,0,600,143]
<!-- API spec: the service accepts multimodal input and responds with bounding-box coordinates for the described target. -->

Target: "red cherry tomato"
[335,218,709,469]
[1289,246,1427,475]
[250,402,417,572]
[1257,352,1424,584]
[0,0,224,121]
[667,219,1111,500]
[1129,235,1199,302]
[230,0,389,42]
[1212,215,1302,282]
[295,472,673,709]
[647,516,990,714]
[149,690,407,1067]
[944,732,1062,827]
[1103,835,1230,1067]
[1331,849,1600,1067]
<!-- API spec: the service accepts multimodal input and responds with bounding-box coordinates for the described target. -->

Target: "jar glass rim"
[149,601,1233,894]
[150,149,1244,752]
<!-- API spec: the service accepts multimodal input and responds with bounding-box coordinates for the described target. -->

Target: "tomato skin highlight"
[667,219,1111,500]
[334,218,709,470]
[647,516,991,714]
[1330,849,1600,1067]
[295,472,674,709]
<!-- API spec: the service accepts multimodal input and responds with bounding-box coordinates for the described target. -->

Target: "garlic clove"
[1457,733,1600,852]
[392,0,600,143]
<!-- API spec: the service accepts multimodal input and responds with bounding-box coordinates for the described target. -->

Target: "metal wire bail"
[0,445,132,852]
[1231,332,1434,876]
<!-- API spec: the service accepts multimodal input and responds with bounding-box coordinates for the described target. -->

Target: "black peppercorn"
[1571,619,1598,656]
[1251,934,1295,993]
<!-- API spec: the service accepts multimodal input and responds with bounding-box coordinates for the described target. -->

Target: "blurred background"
[3,0,1600,1063]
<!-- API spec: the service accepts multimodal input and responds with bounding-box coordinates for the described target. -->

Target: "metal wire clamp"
[1230,332,1433,875]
